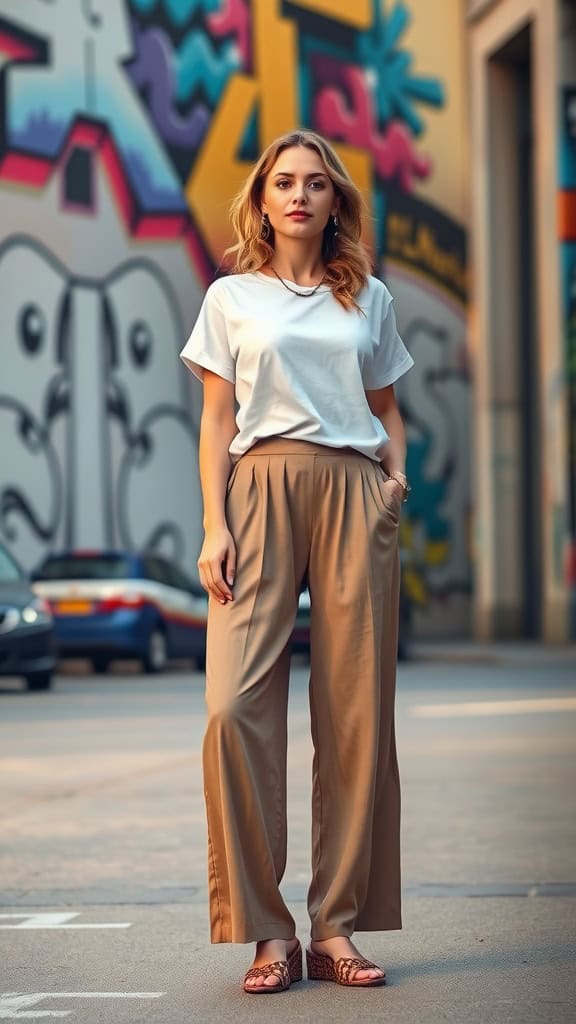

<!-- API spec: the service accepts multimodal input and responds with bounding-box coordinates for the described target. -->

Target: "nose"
[292,186,307,205]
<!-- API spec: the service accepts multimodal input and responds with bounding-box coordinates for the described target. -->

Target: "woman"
[180,129,413,994]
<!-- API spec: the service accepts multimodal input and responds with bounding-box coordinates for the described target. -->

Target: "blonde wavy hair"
[223,130,372,311]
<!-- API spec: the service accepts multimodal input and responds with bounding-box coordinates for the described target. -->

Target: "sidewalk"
[411,639,576,666]
[1,656,575,1022]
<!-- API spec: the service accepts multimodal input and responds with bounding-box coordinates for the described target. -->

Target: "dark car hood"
[0,581,34,609]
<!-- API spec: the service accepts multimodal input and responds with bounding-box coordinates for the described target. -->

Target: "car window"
[0,545,24,582]
[36,555,133,580]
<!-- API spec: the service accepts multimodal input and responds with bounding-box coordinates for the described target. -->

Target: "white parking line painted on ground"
[0,913,131,930]
[0,993,164,1019]
[410,697,576,718]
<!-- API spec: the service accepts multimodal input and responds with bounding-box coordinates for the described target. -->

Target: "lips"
[287,212,312,219]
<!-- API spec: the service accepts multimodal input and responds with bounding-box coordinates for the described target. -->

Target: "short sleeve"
[362,288,414,390]
[180,282,235,384]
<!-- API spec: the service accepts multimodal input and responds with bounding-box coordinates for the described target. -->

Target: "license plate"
[56,600,94,615]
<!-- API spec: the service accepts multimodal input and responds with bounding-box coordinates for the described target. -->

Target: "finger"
[197,565,210,595]
[208,561,232,603]
[203,565,224,602]
[225,545,236,588]
[385,480,402,500]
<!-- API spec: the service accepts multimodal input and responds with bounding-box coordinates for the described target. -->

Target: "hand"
[197,526,236,604]
[384,478,404,503]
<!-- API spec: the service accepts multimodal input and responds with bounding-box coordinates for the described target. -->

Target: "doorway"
[487,23,541,638]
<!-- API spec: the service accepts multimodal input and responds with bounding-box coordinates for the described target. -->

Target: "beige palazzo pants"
[203,437,402,943]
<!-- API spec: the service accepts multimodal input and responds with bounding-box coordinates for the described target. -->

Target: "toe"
[357,967,384,981]
[245,971,282,989]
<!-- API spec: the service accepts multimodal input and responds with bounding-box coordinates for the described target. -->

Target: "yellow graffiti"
[186,74,258,259]
[294,0,372,28]
[388,212,468,297]
[400,519,452,607]
[252,0,299,144]
[186,0,296,260]
[334,144,374,253]
[186,0,374,262]
[426,540,450,566]
[403,566,427,606]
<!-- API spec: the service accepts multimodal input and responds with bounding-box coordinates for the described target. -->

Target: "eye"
[19,304,45,355]
[276,180,292,189]
[129,320,152,369]
[309,180,325,189]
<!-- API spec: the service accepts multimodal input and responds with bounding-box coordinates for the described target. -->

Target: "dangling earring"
[261,213,271,241]
[332,214,339,235]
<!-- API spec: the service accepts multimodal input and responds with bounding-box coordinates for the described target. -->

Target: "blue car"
[0,541,57,690]
[31,550,209,674]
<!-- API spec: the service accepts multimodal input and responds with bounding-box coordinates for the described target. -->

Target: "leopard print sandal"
[243,939,303,994]
[306,945,386,987]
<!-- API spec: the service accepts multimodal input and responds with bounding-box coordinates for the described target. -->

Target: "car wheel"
[92,657,110,674]
[25,671,53,691]
[142,627,167,674]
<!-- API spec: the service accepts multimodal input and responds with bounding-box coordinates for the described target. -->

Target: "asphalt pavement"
[1,643,575,1022]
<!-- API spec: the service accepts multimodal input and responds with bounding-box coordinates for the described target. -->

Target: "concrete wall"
[0,0,470,636]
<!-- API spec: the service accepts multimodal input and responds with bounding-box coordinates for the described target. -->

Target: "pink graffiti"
[0,28,37,61]
[0,119,212,285]
[207,0,250,69]
[314,65,432,190]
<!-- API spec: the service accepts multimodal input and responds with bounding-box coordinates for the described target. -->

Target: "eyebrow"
[272,171,328,179]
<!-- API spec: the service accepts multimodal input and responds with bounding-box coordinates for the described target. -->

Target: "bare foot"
[244,937,299,990]
[310,936,385,983]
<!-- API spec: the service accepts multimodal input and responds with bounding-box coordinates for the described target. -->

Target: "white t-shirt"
[180,271,414,462]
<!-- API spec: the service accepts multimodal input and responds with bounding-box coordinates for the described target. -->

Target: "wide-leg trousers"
[202,437,402,943]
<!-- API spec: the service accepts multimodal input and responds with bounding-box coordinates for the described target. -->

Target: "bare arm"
[197,370,238,603]
[365,383,406,499]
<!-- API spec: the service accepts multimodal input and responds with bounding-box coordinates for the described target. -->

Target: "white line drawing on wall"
[0,236,201,576]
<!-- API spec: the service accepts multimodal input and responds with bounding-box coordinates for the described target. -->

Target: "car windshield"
[36,555,133,580]
[0,546,24,583]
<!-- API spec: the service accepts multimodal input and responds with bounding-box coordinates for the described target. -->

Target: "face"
[261,145,338,242]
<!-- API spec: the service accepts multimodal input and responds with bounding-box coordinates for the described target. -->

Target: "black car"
[0,542,57,690]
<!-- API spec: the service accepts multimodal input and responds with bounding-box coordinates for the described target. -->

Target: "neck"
[268,238,324,284]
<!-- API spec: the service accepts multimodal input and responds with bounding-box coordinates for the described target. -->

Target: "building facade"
[467,0,576,641]
[1,0,471,638]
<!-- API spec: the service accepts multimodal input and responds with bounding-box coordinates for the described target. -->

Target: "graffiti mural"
[560,86,576,630]
[383,190,471,630]
[0,1,208,576]
[0,0,471,633]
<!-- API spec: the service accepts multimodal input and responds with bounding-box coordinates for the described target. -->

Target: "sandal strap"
[335,956,384,984]
[244,959,289,985]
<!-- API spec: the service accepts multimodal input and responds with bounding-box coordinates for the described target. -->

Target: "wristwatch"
[387,471,411,502]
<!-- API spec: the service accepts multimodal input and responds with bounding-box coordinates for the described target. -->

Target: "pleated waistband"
[242,436,373,459]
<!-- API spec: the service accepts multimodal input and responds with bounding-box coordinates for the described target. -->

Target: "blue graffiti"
[298,2,445,144]
[129,0,223,26]
[2,0,185,212]
[356,1,445,135]
[405,437,449,543]
[175,30,240,105]
[128,23,210,149]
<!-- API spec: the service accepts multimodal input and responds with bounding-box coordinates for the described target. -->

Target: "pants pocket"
[373,467,402,525]
[225,459,241,497]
